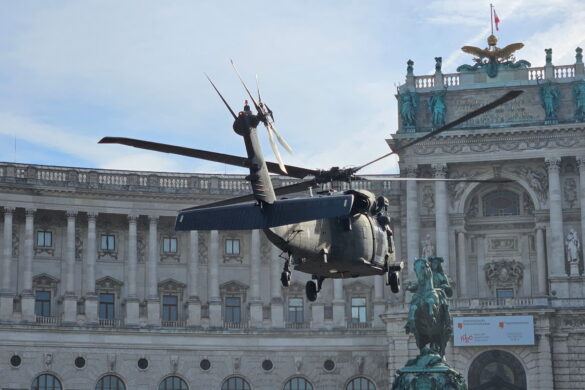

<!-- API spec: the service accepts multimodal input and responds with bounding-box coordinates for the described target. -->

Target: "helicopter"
[100,67,521,302]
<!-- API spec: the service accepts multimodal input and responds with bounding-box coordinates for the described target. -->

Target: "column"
[477,235,489,298]
[536,332,554,390]
[546,157,568,296]
[187,231,201,327]
[63,211,78,324]
[146,216,160,326]
[249,230,263,327]
[456,230,467,297]
[535,226,548,295]
[0,207,15,320]
[207,230,222,327]
[433,164,450,270]
[84,212,98,324]
[270,245,284,327]
[125,214,139,326]
[405,166,420,262]
[372,276,386,327]
[578,157,585,275]
[332,278,345,327]
[21,208,35,322]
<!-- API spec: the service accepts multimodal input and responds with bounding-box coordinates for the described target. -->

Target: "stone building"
[1,40,585,389]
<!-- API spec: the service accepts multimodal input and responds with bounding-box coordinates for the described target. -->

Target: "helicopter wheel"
[388,272,400,294]
[305,280,318,302]
[280,271,291,287]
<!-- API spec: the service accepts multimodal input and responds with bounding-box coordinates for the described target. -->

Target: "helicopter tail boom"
[175,194,354,231]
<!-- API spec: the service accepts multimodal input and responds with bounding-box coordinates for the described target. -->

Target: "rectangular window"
[99,293,115,319]
[496,288,514,299]
[351,297,367,323]
[288,297,304,323]
[163,237,177,253]
[101,234,115,251]
[35,291,51,317]
[162,295,178,321]
[36,231,52,247]
[225,239,240,255]
[225,297,241,323]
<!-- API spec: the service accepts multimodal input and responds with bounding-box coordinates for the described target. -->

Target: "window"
[159,376,188,390]
[225,239,240,255]
[497,288,514,299]
[225,297,241,323]
[95,375,126,390]
[162,295,178,321]
[284,377,313,390]
[221,377,250,390]
[35,291,51,317]
[346,377,376,390]
[288,297,304,323]
[351,298,367,323]
[101,234,116,251]
[99,293,115,320]
[483,190,520,217]
[32,374,62,390]
[163,237,177,253]
[36,231,52,247]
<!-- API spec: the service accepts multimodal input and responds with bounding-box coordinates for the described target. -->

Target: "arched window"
[96,375,126,390]
[159,376,188,390]
[346,377,376,390]
[221,376,251,390]
[468,350,527,389]
[284,377,313,390]
[482,190,520,217]
[32,374,62,390]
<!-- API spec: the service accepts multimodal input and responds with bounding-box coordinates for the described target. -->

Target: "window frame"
[224,296,242,323]
[162,295,179,322]
[346,377,376,390]
[221,377,251,390]
[99,292,116,320]
[351,297,367,323]
[225,238,241,255]
[482,190,520,217]
[158,376,189,390]
[288,297,304,323]
[100,234,116,251]
[35,290,52,317]
[162,237,178,254]
[36,230,53,248]
[284,376,314,390]
[95,374,126,390]
[32,373,63,390]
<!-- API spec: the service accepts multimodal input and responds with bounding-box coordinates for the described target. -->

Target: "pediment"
[96,276,124,290]
[345,280,372,294]
[33,273,60,288]
[220,280,249,293]
[158,278,187,292]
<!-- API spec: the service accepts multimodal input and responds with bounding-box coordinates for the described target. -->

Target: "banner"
[453,316,534,347]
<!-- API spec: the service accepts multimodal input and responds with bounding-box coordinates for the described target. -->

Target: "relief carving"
[508,166,548,204]
[466,196,478,218]
[137,233,146,263]
[421,185,434,214]
[489,238,518,251]
[12,231,19,258]
[447,168,487,206]
[484,259,524,289]
[523,192,535,215]
[563,178,578,208]
[565,228,581,264]
[421,234,435,258]
[75,229,83,261]
[198,234,208,265]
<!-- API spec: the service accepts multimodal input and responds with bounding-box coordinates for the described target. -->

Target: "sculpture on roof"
[457,35,530,78]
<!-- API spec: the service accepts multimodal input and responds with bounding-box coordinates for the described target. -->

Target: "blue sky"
[1,0,584,175]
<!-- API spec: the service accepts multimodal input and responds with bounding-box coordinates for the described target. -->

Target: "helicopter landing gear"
[281,257,292,287]
[305,276,325,302]
[385,262,403,294]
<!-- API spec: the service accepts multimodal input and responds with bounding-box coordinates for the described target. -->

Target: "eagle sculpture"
[459,35,526,78]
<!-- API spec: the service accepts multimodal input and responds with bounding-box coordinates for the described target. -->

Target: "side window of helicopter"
[225,239,240,255]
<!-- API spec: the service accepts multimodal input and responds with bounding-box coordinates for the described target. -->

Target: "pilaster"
[310,302,325,329]
[146,216,160,327]
[187,231,201,327]
[270,245,284,328]
[0,207,15,322]
[21,209,35,323]
[249,230,263,327]
[433,163,450,271]
[404,165,420,262]
[84,212,98,322]
[332,278,345,327]
[546,157,568,297]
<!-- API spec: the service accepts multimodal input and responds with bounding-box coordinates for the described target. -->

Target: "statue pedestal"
[392,365,467,390]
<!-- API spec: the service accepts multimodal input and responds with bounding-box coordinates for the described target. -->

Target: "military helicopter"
[100,67,521,301]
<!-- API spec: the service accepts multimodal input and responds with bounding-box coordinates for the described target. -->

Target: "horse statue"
[405,257,452,360]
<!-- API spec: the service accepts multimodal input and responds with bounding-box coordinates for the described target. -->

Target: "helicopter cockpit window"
[225,239,240,255]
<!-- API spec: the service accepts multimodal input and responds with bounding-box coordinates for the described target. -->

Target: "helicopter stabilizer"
[175,194,353,231]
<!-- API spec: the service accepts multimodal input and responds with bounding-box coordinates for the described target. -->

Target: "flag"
[494,9,500,31]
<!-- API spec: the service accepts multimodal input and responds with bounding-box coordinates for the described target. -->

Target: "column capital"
[87,211,98,221]
[577,156,585,170]
[65,210,78,219]
[2,206,16,214]
[25,208,36,217]
[431,163,448,178]
[545,157,561,172]
[127,214,139,223]
[402,165,419,178]
[148,215,159,224]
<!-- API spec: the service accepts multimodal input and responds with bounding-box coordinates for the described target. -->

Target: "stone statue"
[435,56,442,73]
[398,90,418,128]
[545,48,552,65]
[566,228,580,263]
[427,88,447,128]
[422,186,434,214]
[407,59,414,76]
[564,178,577,208]
[573,81,585,122]
[394,257,466,390]
[539,80,560,123]
[576,47,583,64]
[421,234,434,258]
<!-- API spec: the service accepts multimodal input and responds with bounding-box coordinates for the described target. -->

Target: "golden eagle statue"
[459,35,526,78]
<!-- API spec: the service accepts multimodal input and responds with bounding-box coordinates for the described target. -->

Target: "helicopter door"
[372,224,387,267]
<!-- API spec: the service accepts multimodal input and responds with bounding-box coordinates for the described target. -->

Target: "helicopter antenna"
[354,90,523,172]
[205,73,237,120]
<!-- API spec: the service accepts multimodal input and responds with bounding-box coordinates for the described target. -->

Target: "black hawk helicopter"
[100,66,521,302]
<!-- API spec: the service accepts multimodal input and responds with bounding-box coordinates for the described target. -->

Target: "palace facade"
[1,41,585,389]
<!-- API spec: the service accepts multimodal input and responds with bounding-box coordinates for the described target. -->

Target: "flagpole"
[490,3,494,35]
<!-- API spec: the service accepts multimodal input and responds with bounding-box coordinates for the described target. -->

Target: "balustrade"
[414,75,435,89]
[554,65,575,79]
[444,73,460,87]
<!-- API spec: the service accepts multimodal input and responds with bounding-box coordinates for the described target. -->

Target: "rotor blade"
[354,176,512,183]
[182,179,318,210]
[268,121,293,154]
[353,90,523,172]
[230,59,261,111]
[98,137,316,178]
[256,74,262,103]
[266,126,288,174]
[205,73,237,120]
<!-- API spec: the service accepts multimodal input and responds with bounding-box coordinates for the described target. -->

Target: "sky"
[1,0,584,175]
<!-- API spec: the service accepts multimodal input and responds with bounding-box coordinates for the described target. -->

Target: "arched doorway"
[468,350,526,390]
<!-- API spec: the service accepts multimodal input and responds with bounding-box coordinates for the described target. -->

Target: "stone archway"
[468,350,526,390]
